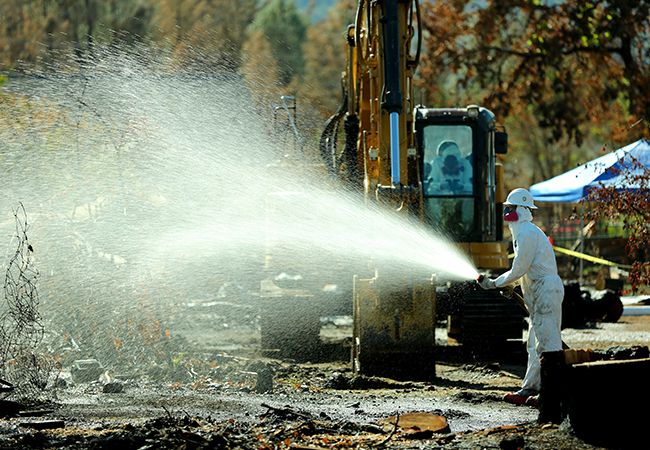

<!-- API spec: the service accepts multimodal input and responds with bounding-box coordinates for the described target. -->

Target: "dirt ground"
[0,314,649,450]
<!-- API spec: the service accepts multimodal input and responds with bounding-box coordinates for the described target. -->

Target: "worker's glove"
[479,277,496,290]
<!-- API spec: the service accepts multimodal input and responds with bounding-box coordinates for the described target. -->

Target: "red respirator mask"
[503,205,518,222]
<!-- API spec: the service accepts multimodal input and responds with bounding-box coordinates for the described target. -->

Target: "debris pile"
[0,346,645,449]
[562,282,623,327]
[0,405,608,450]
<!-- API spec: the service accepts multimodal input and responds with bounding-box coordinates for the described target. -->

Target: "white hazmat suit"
[481,189,564,398]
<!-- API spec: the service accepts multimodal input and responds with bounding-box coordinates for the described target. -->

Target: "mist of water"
[0,43,477,376]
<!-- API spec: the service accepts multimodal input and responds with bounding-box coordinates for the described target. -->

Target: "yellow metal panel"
[474,255,510,269]
[469,241,509,254]
[496,164,505,203]
[457,241,510,270]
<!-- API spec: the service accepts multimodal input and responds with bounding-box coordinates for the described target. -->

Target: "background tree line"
[2,0,646,178]
[1,0,649,287]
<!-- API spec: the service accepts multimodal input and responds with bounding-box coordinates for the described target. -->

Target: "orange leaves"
[418,0,650,148]
[584,153,650,292]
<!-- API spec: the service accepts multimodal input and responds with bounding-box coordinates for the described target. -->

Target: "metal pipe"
[390,111,400,184]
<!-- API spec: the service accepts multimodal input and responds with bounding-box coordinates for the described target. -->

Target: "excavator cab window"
[421,125,475,235]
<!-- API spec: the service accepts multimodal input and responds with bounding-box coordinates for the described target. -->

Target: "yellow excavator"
[317,0,522,379]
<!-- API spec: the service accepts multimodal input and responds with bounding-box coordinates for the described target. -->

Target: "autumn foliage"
[418,0,650,148]
[580,141,650,292]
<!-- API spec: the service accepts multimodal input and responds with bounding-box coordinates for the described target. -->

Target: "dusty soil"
[1,314,649,450]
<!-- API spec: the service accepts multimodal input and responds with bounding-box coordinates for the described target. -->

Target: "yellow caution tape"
[551,246,633,269]
[509,246,633,269]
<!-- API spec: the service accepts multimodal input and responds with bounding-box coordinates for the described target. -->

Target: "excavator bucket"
[352,273,436,380]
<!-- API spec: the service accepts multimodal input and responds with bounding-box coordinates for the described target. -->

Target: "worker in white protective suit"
[479,188,564,407]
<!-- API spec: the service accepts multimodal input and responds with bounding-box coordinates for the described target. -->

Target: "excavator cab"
[416,106,508,244]
[421,124,475,234]
[415,106,524,350]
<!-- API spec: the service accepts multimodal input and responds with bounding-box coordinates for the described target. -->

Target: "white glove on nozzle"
[477,275,496,290]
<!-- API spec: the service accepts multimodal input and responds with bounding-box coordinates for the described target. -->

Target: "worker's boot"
[503,389,537,405]
[525,395,539,407]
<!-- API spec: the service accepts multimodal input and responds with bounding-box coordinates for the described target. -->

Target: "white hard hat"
[504,188,537,209]
[437,140,459,156]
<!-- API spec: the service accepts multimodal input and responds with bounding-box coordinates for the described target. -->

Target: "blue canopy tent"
[530,139,650,203]
[529,139,650,284]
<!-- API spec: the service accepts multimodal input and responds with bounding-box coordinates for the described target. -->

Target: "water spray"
[1,40,490,378]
